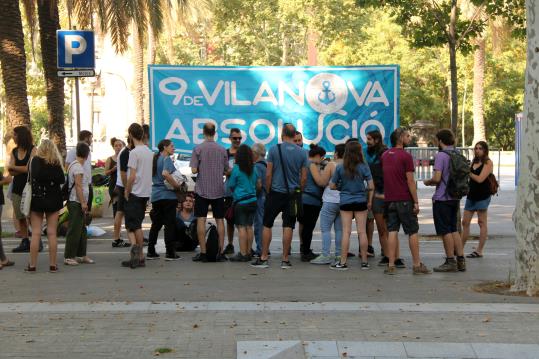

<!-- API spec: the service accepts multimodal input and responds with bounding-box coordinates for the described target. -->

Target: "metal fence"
[405,147,502,182]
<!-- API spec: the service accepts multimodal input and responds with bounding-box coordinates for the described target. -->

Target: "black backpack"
[204,223,219,262]
[441,150,470,199]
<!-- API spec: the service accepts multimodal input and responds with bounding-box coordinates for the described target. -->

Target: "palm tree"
[37,0,67,156]
[0,0,31,142]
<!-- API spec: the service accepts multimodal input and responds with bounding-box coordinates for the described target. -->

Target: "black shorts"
[433,200,459,235]
[115,186,126,212]
[384,201,419,235]
[124,194,148,232]
[194,194,225,219]
[263,191,297,229]
[234,201,257,226]
[340,202,368,212]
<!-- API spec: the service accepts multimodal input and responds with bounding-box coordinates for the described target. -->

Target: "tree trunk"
[512,0,539,296]
[472,35,487,145]
[448,0,459,136]
[38,0,67,157]
[133,25,145,124]
[0,0,31,142]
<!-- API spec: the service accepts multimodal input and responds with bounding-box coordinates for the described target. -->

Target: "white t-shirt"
[127,144,153,198]
[66,146,92,181]
[68,161,90,203]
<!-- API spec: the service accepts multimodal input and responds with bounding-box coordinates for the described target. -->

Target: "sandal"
[77,257,95,264]
[64,258,79,266]
[1,260,15,267]
[49,265,58,273]
[466,251,483,258]
[24,265,36,273]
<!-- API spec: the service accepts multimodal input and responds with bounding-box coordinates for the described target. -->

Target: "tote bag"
[20,158,33,217]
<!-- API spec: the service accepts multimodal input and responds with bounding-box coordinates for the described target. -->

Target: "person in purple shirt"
[423,129,466,273]
[190,122,230,262]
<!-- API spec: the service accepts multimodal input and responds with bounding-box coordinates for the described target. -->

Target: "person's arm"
[470,160,493,183]
[366,179,375,210]
[423,170,442,186]
[329,166,340,190]
[104,157,116,176]
[227,168,237,192]
[265,162,273,193]
[74,173,88,213]
[406,171,420,214]
[256,178,262,192]
[124,167,136,200]
[190,148,199,174]
[300,167,307,191]
[7,153,27,175]
[311,162,335,187]
[162,157,182,190]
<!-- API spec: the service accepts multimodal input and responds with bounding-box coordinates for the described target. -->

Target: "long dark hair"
[153,139,171,176]
[343,141,364,178]
[13,126,33,151]
[235,144,254,176]
[367,130,387,155]
[473,141,490,164]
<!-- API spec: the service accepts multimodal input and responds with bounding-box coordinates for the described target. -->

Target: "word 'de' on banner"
[149,66,400,153]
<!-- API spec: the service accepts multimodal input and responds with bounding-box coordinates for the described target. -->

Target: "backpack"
[441,150,470,199]
[61,161,77,202]
[486,173,499,196]
[204,223,219,262]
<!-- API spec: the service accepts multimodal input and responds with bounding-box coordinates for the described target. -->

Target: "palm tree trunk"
[448,0,459,136]
[512,0,539,296]
[0,0,31,142]
[472,36,487,145]
[38,0,67,157]
[133,25,145,124]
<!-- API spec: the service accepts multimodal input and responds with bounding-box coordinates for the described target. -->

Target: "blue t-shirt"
[267,142,308,193]
[331,163,372,205]
[302,161,323,206]
[227,164,258,204]
[151,155,178,202]
[255,160,267,196]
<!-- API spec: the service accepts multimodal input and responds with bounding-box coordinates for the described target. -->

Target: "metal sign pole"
[75,77,81,139]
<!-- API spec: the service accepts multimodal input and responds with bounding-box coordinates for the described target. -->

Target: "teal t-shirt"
[302,161,323,206]
[151,155,178,202]
[227,164,258,204]
[331,163,372,204]
[267,142,308,193]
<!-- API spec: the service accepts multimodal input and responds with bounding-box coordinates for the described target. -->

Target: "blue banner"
[149,65,400,153]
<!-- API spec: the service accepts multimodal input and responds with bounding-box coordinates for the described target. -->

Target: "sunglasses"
[231,137,242,141]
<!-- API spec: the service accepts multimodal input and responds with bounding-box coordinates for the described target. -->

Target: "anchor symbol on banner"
[318,80,336,105]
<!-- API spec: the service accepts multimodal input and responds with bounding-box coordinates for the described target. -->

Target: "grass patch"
[1,232,15,238]
[154,348,174,355]
[473,281,539,297]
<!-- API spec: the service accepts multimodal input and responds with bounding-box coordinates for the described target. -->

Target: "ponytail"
[153,139,171,176]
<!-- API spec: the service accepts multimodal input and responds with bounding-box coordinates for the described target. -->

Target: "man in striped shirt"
[190,122,230,262]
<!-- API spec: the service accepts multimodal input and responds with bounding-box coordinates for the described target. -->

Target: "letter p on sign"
[57,30,95,69]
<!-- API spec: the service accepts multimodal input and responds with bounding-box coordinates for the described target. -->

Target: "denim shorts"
[234,201,257,226]
[464,197,491,211]
[384,201,419,235]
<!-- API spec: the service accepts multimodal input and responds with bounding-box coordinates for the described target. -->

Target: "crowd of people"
[0,122,497,274]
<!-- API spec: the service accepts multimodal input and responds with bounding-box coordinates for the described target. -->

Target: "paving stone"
[403,342,476,358]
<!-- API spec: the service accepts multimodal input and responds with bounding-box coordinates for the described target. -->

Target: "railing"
[405,147,502,182]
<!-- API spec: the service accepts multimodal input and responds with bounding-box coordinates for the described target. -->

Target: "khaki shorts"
[11,193,26,220]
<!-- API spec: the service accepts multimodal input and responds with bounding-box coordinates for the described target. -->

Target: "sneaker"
[310,254,333,265]
[12,238,30,253]
[192,253,208,262]
[112,239,131,248]
[378,256,389,267]
[250,257,269,268]
[457,257,466,272]
[384,265,396,275]
[330,262,348,271]
[64,258,79,266]
[433,258,458,272]
[165,254,181,261]
[394,258,406,269]
[280,260,292,269]
[413,262,432,275]
[216,253,228,262]
[333,256,341,265]
[223,244,235,255]
[367,245,375,257]
[301,251,318,262]
[361,262,370,270]
[229,253,246,262]
[147,252,160,260]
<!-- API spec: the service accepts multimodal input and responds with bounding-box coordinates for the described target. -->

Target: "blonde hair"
[36,139,64,171]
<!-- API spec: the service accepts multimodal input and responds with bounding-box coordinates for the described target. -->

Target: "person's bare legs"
[374,213,388,256]
[135,229,144,259]
[354,211,368,262]
[408,233,421,267]
[282,227,293,261]
[197,217,207,253]
[45,212,59,266]
[366,217,374,247]
[29,212,43,268]
[339,211,353,264]
[441,233,455,257]
[18,218,29,238]
[452,231,463,257]
[246,226,254,253]
[237,226,248,255]
[216,218,225,253]
[461,210,474,249]
[387,231,398,266]
[475,210,488,254]
[113,211,124,240]
[261,226,272,260]
[227,221,234,246]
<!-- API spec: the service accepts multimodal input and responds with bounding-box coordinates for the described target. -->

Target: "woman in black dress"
[26,140,65,273]
[104,138,124,220]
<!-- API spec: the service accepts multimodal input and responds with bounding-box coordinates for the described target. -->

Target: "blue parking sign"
[57,30,95,69]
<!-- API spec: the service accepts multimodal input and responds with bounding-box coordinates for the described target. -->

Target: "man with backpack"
[423,129,467,272]
[251,123,308,269]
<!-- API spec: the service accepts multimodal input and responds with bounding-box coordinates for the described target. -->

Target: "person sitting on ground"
[227,144,261,262]
[175,194,198,252]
